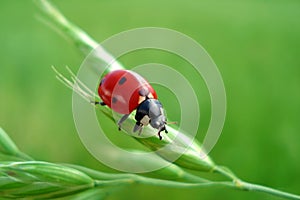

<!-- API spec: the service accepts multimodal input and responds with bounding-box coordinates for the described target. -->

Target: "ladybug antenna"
[165,121,177,125]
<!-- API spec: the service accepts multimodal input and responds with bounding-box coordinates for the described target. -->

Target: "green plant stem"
[131,177,300,200]
[214,165,300,199]
[124,176,223,188]
[239,181,300,200]
[36,0,124,71]
[68,164,300,199]
[94,179,134,187]
[95,176,229,190]
[213,165,239,181]
[66,164,232,189]
[71,188,109,200]
[65,163,210,184]
[35,0,98,53]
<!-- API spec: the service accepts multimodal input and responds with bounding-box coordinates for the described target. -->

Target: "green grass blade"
[0,128,32,161]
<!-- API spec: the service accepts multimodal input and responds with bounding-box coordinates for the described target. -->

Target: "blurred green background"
[0,0,300,199]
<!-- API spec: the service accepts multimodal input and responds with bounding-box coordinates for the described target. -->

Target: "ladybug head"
[135,99,167,137]
[147,99,167,130]
[149,114,166,130]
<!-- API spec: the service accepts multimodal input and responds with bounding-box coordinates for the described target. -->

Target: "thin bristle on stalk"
[52,66,98,103]
[55,75,90,101]
[66,66,97,98]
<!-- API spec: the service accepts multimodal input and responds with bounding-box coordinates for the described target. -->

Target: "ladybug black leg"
[117,114,130,131]
[133,122,142,133]
[157,127,164,140]
[138,126,143,135]
[158,131,163,140]
[165,128,168,134]
[157,126,167,140]
[91,101,106,106]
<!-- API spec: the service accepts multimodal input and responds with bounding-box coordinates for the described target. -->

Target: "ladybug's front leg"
[117,114,130,131]
[165,127,168,134]
[157,130,163,140]
[157,126,167,140]
[91,101,106,106]
[133,122,143,135]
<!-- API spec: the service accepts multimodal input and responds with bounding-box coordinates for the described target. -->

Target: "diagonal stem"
[239,181,300,200]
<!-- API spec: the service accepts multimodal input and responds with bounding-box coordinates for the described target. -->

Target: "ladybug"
[96,69,168,140]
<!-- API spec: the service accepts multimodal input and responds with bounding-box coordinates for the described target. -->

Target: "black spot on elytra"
[118,77,127,85]
[112,97,117,104]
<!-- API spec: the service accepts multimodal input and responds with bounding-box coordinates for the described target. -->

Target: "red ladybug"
[97,69,168,140]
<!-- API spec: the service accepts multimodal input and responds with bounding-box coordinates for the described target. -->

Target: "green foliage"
[0,0,300,199]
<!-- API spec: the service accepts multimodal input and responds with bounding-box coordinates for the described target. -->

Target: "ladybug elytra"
[96,69,168,140]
